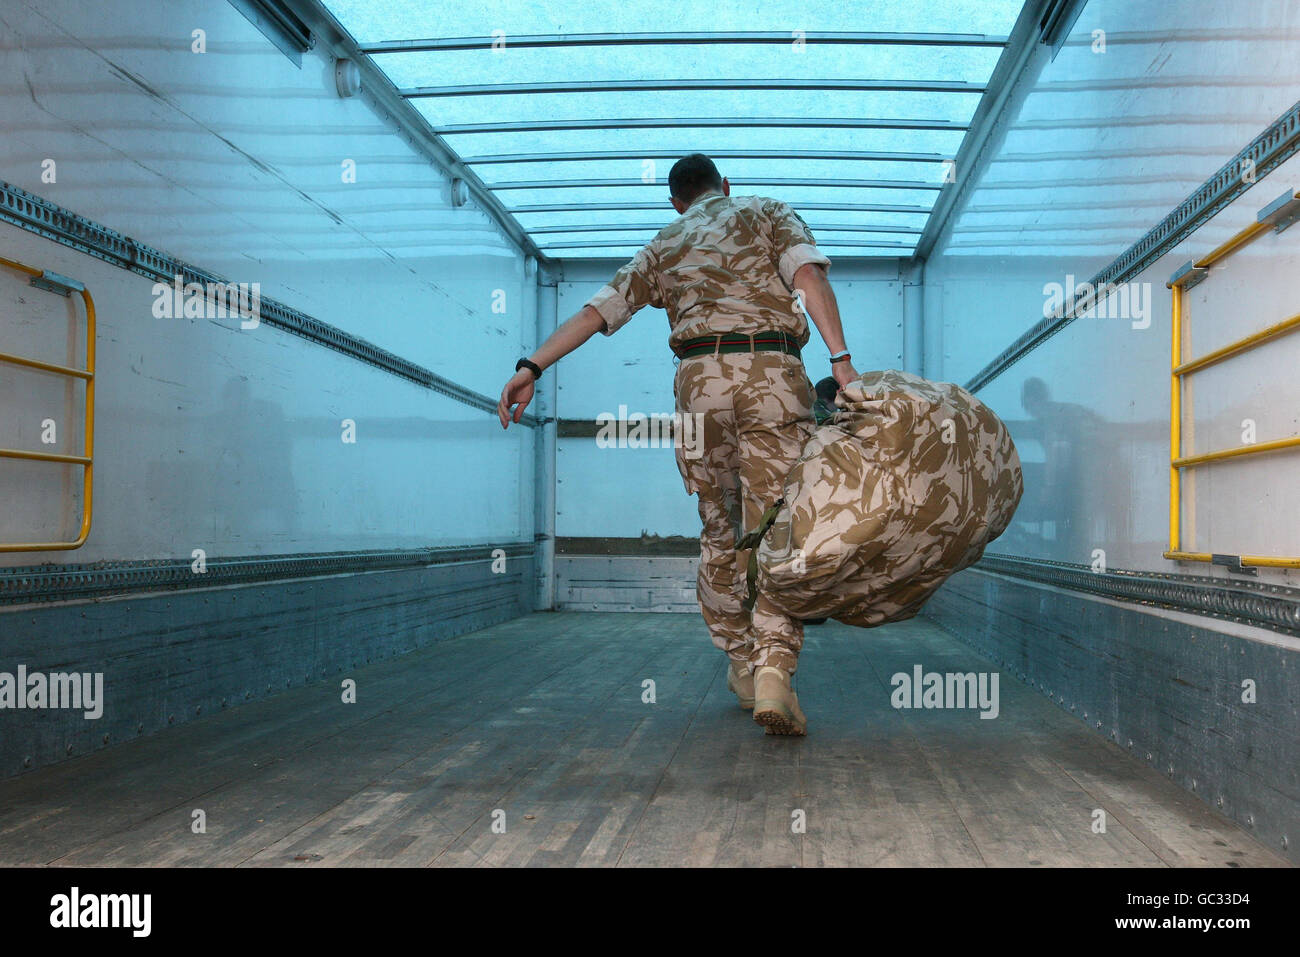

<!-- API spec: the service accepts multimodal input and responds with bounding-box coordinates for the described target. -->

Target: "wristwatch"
[516,358,542,379]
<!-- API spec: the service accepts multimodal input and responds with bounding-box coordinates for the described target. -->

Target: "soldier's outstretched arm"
[794,261,860,387]
[497,304,605,429]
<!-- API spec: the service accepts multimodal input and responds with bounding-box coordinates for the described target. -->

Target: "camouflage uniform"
[585,193,830,675]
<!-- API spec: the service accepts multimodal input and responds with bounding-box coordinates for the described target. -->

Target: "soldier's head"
[669,154,730,213]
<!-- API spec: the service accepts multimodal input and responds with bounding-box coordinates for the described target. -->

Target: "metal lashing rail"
[0,256,95,551]
[0,180,540,428]
[1165,187,1300,571]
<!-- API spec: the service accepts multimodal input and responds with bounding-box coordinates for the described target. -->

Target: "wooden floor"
[0,612,1286,867]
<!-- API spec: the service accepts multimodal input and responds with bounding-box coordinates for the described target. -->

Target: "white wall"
[0,0,537,563]
[553,257,906,538]
[923,0,1300,584]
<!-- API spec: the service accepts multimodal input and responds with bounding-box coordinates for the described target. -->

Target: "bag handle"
[735,498,784,612]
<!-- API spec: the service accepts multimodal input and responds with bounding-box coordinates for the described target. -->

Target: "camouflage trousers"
[673,351,815,674]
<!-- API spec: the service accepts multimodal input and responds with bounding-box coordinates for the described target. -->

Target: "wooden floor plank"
[792,623,988,867]
[0,615,544,861]
[0,611,1286,868]
[53,617,647,866]
[855,620,1170,866]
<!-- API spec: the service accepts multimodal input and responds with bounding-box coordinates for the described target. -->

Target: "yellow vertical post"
[1168,282,1182,554]
[78,286,96,545]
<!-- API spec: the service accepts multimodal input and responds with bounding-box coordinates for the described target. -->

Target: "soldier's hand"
[498,370,536,429]
[831,361,860,392]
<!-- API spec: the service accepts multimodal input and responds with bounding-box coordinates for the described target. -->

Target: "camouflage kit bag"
[748,369,1023,627]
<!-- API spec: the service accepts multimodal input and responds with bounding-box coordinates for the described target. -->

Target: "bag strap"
[735,498,785,612]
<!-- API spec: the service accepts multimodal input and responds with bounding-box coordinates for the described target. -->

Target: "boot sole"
[753,699,807,736]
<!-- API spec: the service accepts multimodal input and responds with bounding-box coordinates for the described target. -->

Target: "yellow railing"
[0,256,95,551]
[1165,188,1300,569]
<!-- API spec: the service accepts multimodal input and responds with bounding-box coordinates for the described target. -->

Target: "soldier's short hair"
[668,154,723,203]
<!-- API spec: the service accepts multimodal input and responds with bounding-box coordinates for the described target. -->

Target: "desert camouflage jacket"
[585,192,831,352]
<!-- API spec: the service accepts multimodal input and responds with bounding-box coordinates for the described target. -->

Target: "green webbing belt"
[674,330,801,360]
[735,497,785,612]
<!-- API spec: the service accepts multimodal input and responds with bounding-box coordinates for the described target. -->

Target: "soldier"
[498,154,858,736]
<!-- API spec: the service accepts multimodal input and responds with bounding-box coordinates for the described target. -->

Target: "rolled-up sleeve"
[585,245,660,336]
[766,199,831,287]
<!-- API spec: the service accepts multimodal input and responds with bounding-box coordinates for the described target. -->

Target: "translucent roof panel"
[326,1,1023,41]
[499,185,938,209]
[531,228,919,249]
[372,45,1004,88]
[543,243,918,260]
[473,158,951,186]
[320,0,1029,260]
[442,127,971,159]
[410,90,986,128]
[543,244,920,260]
[512,207,930,231]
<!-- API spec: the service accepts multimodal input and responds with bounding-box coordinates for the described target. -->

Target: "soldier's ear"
[721,178,731,196]
[671,195,687,214]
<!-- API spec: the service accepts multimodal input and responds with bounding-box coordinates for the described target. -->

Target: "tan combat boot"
[752,666,807,735]
[726,660,755,710]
